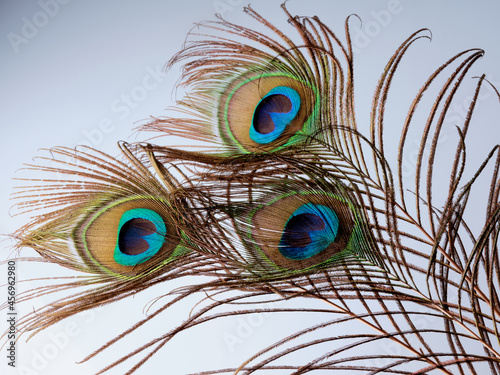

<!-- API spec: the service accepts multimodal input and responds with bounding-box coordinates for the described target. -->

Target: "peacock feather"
[3,2,500,374]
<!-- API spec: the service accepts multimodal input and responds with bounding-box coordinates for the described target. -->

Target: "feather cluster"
[5,4,500,374]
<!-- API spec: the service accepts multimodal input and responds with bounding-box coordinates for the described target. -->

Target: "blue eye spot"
[279,204,339,260]
[114,208,166,266]
[250,86,301,144]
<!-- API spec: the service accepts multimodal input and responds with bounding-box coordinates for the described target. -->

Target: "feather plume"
[3,3,500,375]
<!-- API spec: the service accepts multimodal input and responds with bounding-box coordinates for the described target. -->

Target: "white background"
[1,1,499,374]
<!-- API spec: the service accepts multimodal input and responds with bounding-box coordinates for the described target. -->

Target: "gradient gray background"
[1,1,499,374]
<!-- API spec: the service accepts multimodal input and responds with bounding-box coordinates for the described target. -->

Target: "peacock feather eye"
[219,73,318,153]
[279,203,339,260]
[115,208,167,266]
[245,190,361,271]
[250,86,301,144]
[77,197,183,278]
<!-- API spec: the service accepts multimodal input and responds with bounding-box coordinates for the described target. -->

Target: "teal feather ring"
[234,186,374,273]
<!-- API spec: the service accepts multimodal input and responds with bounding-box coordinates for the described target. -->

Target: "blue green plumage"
[279,203,339,260]
[114,208,167,266]
[250,86,302,144]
